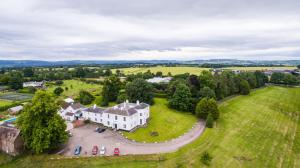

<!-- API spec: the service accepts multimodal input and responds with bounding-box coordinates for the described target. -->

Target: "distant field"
[2,86,300,168]
[123,98,197,142]
[222,66,296,71]
[112,66,210,75]
[113,66,296,76]
[46,80,102,98]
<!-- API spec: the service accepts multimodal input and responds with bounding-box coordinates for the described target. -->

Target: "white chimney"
[136,100,140,105]
[126,99,129,104]
[93,104,97,109]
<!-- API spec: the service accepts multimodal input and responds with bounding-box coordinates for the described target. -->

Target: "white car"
[100,145,106,155]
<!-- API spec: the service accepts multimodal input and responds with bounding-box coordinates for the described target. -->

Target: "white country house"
[58,101,85,121]
[59,99,150,131]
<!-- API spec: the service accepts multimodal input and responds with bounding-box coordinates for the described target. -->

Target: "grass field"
[0,99,13,107]
[112,66,210,75]
[123,98,197,142]
[222,66,296,71]
[112,66,296,76]
[0,93,33,101]
[46,80,102,98]
[1,86,300,168]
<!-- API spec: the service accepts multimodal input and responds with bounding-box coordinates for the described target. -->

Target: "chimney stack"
[136,100,140,105]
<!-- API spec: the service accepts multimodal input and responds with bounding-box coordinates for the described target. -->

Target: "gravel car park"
[63,122,205,156]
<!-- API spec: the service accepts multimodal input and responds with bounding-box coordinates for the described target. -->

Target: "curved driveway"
[63,120,205,156]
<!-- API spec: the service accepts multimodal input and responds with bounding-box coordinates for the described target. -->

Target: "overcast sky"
[0,0,300,61]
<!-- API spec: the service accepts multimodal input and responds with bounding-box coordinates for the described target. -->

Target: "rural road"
[64,120,205,156]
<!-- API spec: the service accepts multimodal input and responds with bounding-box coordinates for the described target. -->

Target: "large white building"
[23,81,44,88]
[59,100,150,131]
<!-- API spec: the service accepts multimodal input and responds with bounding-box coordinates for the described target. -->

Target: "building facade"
[60,100,150,131]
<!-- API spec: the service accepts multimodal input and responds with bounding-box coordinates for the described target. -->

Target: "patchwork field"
[222,66,296,71]
[1,86,300,168]
[123,98,198,142]
[112,66,210,75]
[46,80,102,98]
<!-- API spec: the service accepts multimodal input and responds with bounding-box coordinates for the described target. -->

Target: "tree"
[195,98,219,120]
[167,78,187,97]
[297,65,300,69]
[74,67,86,78]
[9,72,23,90]
[199,70,216,90]
[283,73,297,85]
[53,87,64,96]
[102,76,121,102]
[270,72,285,84]
[77,90,95,105]
[168,84,192,111]
[103,69,112,76]
[125,78,154,104]
[254,71,268,87]
[155,71,163,77]
[200,86,216,99]
[55,80,64,85]
[206,113,214,128]
[239,79,250,95]
[23,68,34,77]
[16,91,68,154]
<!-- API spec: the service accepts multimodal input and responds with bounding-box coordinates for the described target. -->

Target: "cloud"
[0,0,299,60]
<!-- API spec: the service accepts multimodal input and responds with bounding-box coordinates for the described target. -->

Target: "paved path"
[63,120,205,156]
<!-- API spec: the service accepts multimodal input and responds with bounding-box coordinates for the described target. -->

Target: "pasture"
[1,86,300,168]
[46,80,102,98]
[123,98,197,142]
[112,66,210,75]
[222,66,296,71]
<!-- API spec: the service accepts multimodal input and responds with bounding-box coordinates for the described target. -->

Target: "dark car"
[74,146,82,155]
[95,127,106,133]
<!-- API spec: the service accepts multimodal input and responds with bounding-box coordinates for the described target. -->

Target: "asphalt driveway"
[63,121,205,156]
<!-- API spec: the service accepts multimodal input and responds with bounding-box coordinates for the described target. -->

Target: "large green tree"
[102,75,122,103]
[125,78,154,104]
[168,83,192,111]
[53,87,64,96]
[239,79,251,95]
[195,98,219,120]
[9,72,23,90]
[17,91,68,154]
[77,90,95,105]
[200,86,216,99]
[199,70,216,90]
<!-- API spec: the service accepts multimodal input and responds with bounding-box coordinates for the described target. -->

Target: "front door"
[114,124,117,129]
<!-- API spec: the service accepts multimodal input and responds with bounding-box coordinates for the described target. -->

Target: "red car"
[114,148,120,156]
[92,145,98,155]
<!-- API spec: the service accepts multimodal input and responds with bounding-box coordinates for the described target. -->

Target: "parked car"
[114,148,120,156]
[92,145,98,155]
[74,146,82,155]
[99,145,106,155]
[95,127,106,133]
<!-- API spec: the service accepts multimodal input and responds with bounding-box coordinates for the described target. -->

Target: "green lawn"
[2,86,300,168]
[112,66,210,75]
[46,80,102,98]
[123,98,198,142]
[0,99,13,107]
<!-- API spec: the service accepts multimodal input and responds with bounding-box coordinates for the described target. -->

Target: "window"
[95,118,97,121]
[100,119,102,122]
[107,121,110,125]
[115,116,118,120]
[95,113,96,116]
[123,124,126,129]
[108,114,110,118]
[123,117,126,121]
[140,113,142,116]
[140,119,142,125]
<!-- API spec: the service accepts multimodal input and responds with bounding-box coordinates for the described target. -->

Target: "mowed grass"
[0,99,13,106]
[222,66,296,71]
[2,86,300,168]
[112,66,210,75]
[123,98,197,142]
[46,80,102,98]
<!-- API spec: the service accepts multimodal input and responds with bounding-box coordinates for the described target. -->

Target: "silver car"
[100,145,106,155]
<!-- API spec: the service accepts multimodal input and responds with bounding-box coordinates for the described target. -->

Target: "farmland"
[112,66,296,75]
[46,80,102,98]
[123,98,197,142]
[2,86,300,168]
[112,66,210,75]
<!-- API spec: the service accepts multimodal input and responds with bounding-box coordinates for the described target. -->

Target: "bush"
[200,151,212,166]
[53,87,64,96]
[206,113,214,128]
[77,90,95,105]
[55,80,64,85]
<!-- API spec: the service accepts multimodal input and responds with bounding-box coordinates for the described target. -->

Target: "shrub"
[206,113,214,128]
[53,87,64,96]
[55,80,64,85]
[200,151,212,166]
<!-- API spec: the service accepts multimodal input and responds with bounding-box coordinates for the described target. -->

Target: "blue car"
[74,146,82,155]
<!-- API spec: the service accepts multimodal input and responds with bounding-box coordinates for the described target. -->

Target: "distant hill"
[0,59,299,68]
